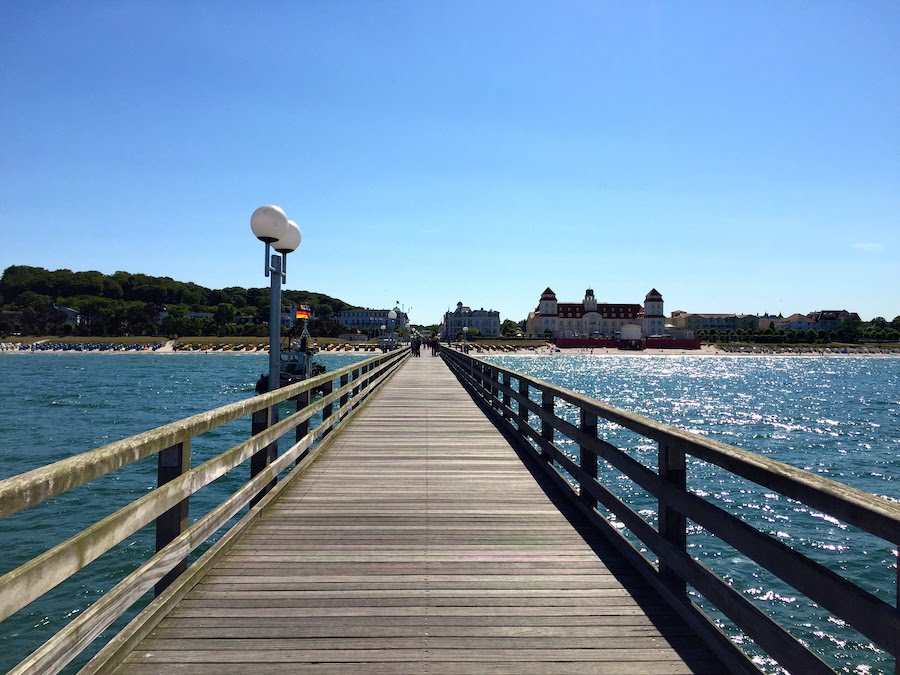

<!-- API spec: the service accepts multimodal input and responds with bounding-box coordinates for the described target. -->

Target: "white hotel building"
[442,302,501,339]
[526,287,665,339]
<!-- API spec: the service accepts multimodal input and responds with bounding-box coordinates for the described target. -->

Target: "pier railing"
[0,347,409,674]
[442,348,900,675]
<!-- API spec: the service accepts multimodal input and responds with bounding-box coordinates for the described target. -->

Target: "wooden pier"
[110,354,722,674]
[2,347,898,674]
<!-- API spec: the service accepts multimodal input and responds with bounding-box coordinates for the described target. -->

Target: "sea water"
[0,353,897,673]
[483,353,900,674]
[0,351,367,673]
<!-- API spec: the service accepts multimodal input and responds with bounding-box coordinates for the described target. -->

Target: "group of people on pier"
[410,337,440,357]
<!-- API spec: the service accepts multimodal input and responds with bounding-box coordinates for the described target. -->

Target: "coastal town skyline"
[1,264,887,337]
[2,3,898,325]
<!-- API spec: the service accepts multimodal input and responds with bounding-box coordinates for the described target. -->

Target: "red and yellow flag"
[295,305,311,320]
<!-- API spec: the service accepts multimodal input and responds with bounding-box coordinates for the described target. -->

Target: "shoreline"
[520,346,900,357]
[3,341,899,358]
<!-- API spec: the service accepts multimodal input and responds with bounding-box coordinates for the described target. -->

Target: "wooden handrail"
[0,351,402,519]
[0,348,409,674]
[442,349,900,675]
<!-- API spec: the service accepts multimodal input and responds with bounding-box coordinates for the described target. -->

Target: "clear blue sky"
[2,1,898,325]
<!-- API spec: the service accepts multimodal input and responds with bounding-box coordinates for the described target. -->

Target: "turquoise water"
[483,354,900,674]
[0,351,367,673]
[0,353,897,673]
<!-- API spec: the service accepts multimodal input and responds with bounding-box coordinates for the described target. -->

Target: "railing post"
[321,379,334,436]
[351,368,361,408]
[579,409,598,512]
[489,366,500,411]
[155,440,190,596]
[659,442,687,600]
[502,372,511,419]
[541,389,554,464]
[339,373,350,418]
[517,380,529,432]
[294,389,310,467]
[250,407,276,506]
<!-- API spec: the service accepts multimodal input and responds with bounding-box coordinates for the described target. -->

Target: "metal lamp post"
[463,326,468,352]
[388,310,397,343]
[250,205,301,392]
[249,205,301,501]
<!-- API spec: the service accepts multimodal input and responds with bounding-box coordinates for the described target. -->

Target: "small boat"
[255,328,326,394]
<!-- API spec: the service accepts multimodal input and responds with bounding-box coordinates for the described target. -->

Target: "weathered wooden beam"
[658,443,686,601]
[0,353,389,520]
[5,353,402,675]
[450,350,900,670]
[155,440,191,596]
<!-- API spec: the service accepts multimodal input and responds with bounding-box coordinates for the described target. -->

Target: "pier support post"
[517,380,529,433]
[541,390,554,464]
[294,390,309,467]
[579,410,598,512]
[502,372,511,419]
[155,440,190,596]
[250,408,277,506]
[351,368,361,409]
[658,442,687,600]
[321,379,334,436]
[339,373,350,419]
[489,365,500,411]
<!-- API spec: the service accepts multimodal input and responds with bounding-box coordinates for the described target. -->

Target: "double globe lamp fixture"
[250,204,301,394]
[250,205,301,280]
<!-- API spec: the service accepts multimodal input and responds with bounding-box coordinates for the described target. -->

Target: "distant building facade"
[443,302,501,339]
[52,303,80,326]
[670,309,860,335]
[670,313,758,332]
[767,310,859,333]
[337,307,408,334]
[807,310,860,331]
[525,288,665,339]
[772,313,814,331]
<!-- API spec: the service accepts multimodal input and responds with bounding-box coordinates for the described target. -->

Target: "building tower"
[539,288,558,316]
[584,288,597,312]
[642,288,665,337]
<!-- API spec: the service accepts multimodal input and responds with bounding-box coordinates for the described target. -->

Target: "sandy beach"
[468,344,900,357]
[2,340,899,357]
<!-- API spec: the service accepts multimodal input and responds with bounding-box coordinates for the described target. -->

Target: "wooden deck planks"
[114,353,723,674]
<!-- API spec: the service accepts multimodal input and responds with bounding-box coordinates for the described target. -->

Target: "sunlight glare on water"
[485,353,900,674]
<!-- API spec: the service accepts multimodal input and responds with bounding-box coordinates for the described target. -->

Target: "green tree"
[833,317,861,343]
[500,319,519,337]
[214,303,237,326]
[160,315,202,337]
[14,290,52,311]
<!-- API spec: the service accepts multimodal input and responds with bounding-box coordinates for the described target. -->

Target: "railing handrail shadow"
[0,347,410,674]
[442,348,900,675]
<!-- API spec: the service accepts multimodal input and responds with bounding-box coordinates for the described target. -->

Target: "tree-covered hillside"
[0,265,355,338]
